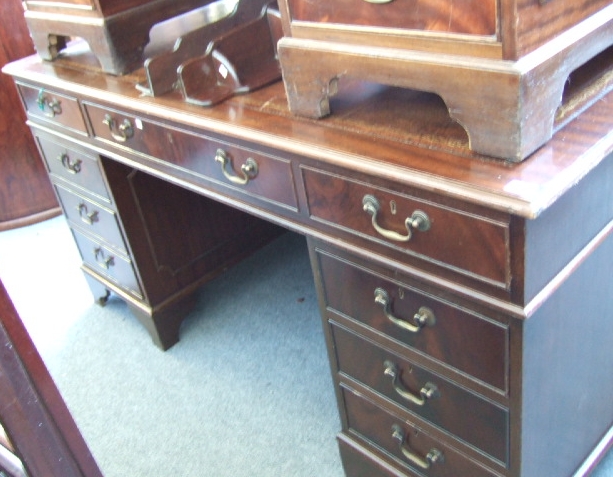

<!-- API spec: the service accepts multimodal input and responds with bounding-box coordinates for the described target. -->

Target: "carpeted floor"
[0,216,612,476]
[0,216,342,476]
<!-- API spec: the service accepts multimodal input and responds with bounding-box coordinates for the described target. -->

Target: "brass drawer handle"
[37,89,62,117]
[94,247,114,270]
[383,361,439,406]
[57,153,82,174]
[391,424,444,470]
[362,195,430,242]
[374,288,436,333]
[102,114,134,143]
[77,203,99,225]
[215,149,258,185]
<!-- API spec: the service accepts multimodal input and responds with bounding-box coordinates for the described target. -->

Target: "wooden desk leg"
[128,295,197,351]
[83,158,284,351]
[83,271,195,351]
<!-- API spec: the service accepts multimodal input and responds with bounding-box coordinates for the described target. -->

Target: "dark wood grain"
[19,83,88,134]
[0,0,59,231]
[337,434,405,477]
[519,225,613,476]
[510,0,612,58]
[0,280,102,477]
[286,0,496,36]
[5,48,613,217]
[34,134,112,201]
[99,157,284,349]
[314,247,509,392]
[331,323,509,463]
[83,102,299,210]
[341,385,500,477]
[302,166,511,291]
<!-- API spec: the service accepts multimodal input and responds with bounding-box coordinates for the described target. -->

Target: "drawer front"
[332,323,508,464]
[317,250,508,391]
[55,184,127,255]
[338,434,403,477]
[303,167,511,290]
[342,386,501,477]
[35,134,111,202]
[72,229,142,298]
[19,83,87,134]
[84,103,298,209]
[285,0,497,37]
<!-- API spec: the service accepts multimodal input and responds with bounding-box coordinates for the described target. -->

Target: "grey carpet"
[0,216,612,476]
[0,216,342,476]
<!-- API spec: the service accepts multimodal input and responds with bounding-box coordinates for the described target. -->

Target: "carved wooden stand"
[23,0,212,75]
[278,3,613,161]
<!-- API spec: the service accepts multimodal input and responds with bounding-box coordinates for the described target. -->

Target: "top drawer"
[302,167,511,291]
[18,83,87,134]
[83,102,298,210]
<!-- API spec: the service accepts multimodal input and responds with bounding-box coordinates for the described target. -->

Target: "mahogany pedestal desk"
[3,48,613,476]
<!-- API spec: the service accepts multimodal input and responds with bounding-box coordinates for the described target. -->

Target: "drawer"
[341,385,502,477]
[303,167,511,290]
[331,323,508,464]
[285,0,496,37]
[337,434,402,477]
[316,249,508,392]
[18,83,87,134]
[83,103,298,209]
[72,229,142,298]
[55,183,127,255]
[35,134,111,203]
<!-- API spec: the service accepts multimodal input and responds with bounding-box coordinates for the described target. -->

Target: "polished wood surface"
[0,0,59,231]
[3,47,613,476]
[285,0,497,36]
[511,0,612,57]
[4,46,613,219]
[0,279,102,477]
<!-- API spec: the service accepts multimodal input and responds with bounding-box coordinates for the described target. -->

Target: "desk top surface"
[4,45,613,219]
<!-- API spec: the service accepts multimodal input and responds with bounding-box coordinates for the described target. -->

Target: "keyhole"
[398,288,405,299]
[390,200,397,215]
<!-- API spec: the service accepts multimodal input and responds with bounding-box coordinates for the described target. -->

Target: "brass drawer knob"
[37,89,62,118]
[391,424,444,470]
[362,194,430,242]
[383,360,439,406]
[374,287,436,333]
[103,114,134,143]
[215,149,258,185]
